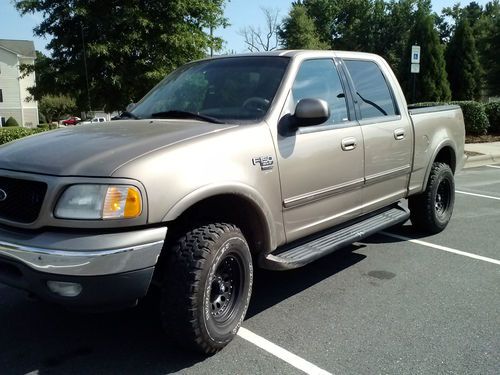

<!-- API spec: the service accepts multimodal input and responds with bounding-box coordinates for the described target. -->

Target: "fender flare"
[422,139,457,190]
[162,182,278,251]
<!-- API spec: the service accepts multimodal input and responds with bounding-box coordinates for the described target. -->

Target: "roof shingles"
[0,39,36,58]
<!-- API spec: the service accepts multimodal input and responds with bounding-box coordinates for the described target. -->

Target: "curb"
[464,153,500,168]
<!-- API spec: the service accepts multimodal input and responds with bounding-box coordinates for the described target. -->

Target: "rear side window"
[344,60,397,119]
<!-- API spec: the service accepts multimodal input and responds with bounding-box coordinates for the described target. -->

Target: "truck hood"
[0,120,235,176]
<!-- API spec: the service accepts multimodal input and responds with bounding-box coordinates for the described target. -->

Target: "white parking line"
[456,190,500,201]
[381,231,500,265]
[485,165,500,169]
[237,327,332,375]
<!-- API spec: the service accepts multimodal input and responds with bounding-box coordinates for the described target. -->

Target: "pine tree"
[278,4,329,49]
[403,8,451,102]
[446,18,482,100]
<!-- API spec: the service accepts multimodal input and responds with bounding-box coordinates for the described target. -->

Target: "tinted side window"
[344,60,397,119]
[292,59,348,124]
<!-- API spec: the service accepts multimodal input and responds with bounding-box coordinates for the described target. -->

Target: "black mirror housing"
[293,98,330,127]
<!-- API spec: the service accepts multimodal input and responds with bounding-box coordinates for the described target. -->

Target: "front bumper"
[0,225,167,308]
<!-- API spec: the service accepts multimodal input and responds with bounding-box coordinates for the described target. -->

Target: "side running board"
[262,205,409,270]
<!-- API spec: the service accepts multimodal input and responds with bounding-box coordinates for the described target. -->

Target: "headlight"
[55,184,142,220]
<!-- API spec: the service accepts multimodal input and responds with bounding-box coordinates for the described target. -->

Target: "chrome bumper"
[0,226,167,276]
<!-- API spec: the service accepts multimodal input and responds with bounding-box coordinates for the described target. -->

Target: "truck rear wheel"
[409,162,455,234]
[161,223,253,354]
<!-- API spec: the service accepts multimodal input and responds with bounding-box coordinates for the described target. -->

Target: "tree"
[446,18,482,100]
[15,0,228,113]
[239,8,280,52]
[294,0,427,82]
[38,95,76,124]
[402,7,451,102]
[20,51,59,101]
[278,4,329,49]
[483,15,500,95]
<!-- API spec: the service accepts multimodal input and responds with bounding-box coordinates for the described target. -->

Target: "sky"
[0,0,492,55]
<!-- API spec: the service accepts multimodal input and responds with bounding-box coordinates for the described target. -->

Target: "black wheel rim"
[209,254,243,323]
[435,179,451,217]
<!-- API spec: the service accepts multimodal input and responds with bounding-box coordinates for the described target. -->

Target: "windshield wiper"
[117,111,140,119]
[150,110,225,124]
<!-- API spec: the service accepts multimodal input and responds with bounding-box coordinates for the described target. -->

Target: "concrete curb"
[464,153,500,168]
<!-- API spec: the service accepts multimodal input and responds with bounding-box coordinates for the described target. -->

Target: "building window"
[0,89,3,102]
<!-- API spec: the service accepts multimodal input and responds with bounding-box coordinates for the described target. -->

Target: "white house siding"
[0,48,22,125]
[18,57,38,127]
[0,46,38,127]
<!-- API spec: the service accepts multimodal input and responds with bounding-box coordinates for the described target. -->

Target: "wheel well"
[164,194,270,257]
[434,146,456,173]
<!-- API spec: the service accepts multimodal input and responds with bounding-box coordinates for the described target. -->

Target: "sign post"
[410,45,420,103]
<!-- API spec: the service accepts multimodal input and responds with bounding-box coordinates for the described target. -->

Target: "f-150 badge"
[252,156,274,171]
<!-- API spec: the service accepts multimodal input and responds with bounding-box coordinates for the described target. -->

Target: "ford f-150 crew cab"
[0,50,465,353]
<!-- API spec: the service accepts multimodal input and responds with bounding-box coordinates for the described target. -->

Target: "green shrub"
[0,127,49,146]
[450,101,490,135]
[484,102,500,133]
[4,117,19,127]
[411,100,490,135]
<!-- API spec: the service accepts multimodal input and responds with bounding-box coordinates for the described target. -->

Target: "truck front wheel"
[409,162,455,234]
[161,223,253,354]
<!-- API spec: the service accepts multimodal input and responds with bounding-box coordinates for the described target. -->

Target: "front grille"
[0,176,47,223]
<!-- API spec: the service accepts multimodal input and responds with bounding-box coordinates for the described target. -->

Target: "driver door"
[276,58,365,242]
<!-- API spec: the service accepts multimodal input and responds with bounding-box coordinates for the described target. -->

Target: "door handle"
[341,137,357,151]
[394,128,406,140]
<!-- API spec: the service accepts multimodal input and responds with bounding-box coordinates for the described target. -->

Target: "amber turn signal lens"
[103,186,142,219]
[124,187,142,218]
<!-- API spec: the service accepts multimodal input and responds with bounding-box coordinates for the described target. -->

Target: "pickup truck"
[0,51,465,354]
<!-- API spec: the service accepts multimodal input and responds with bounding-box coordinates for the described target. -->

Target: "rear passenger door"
[342,59,412,213]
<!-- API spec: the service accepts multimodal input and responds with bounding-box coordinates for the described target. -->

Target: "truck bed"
[407,104,466,195]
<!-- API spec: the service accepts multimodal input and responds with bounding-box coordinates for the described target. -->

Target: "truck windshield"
[130,56,290,123]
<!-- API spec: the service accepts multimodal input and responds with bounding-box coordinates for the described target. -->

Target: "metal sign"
[411,63,420,73]
[411,45,421,64]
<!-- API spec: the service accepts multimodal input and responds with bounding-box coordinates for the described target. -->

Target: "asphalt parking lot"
[1,165,499,375]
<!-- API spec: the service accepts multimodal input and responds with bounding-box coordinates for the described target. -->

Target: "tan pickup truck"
[0,51,465,353]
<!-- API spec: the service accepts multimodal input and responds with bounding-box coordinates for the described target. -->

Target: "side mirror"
[293,98,330,126]
[126,103,136,112]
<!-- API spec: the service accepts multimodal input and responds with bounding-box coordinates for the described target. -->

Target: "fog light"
[47,281,82,297]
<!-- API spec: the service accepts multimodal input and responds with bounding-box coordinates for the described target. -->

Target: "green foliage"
[278,4,329,49]
[439,1,500,97]
[4,117,19,127]
[402,7,451,102]
[446,18,482,100]
[19,51,59,101]
[411,101,490,135]
[484,102,500,133]
[38,95,77,124]
[15,0,228,112]
[0,127,49,146]
[483,13,500,95]
[450,101,490,135]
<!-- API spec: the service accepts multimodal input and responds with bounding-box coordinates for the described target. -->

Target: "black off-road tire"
[409,162,455,234]
[161,223,253,354]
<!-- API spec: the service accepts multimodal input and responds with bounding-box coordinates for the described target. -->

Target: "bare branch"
[239,7,280,52]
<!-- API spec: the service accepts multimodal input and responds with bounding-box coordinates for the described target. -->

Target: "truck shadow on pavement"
[0,245,365,375]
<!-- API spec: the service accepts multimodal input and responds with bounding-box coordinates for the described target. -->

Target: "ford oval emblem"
[0,189,7,202]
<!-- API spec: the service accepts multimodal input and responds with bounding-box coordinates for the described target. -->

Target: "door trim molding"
[365,164,411,186]
[283,178,364,209]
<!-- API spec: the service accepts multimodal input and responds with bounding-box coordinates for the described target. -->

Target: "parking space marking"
[380,232,500,265]
[485,165,500,169]
[237,327,332,375]
[456,190,500,201]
